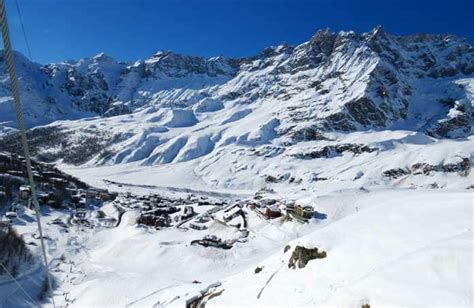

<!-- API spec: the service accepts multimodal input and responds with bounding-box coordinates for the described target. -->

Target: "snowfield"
[5,187,472,307]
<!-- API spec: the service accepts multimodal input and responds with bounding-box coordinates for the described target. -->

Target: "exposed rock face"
[383,168,411,179]
[344,97,388,128]
[383,157,471,178]
[292,144,377,159]
[289,126,330,143]
[428,110,471,138]
[288,245,327,269]
[411,158,471,176]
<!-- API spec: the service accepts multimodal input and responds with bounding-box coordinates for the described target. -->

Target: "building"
[295,205,314,219]
[137,214,170,228]
[85,189,98,198]
[65,188,78,198]
[189,223,208,231]
[181,206,196,220]
[246,201,258,209]
[223,204,243,222]
[19,185,31,200]
[265,206,282,218]
[48,177,68,189]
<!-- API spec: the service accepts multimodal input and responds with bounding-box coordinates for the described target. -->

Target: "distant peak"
[93,52,114,62]
[152,50,166,57]
[367,25,390,40]
[310,28,336,40]
[372,25,385,34]
[152,50,180,58]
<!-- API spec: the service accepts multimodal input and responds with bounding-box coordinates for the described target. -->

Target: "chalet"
[189,223,208,231]
[223,205,242,222]
[181,206,196,220]
[19,185,31,200]
[295,205,314,219]
[265,206,282,218]
[137,214,170,228]
[195,215,211,223]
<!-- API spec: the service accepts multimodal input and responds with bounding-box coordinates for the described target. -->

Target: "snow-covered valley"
[0,26,473,307]
[3,184,472,307]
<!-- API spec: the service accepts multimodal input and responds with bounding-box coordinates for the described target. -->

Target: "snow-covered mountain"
[0,27,473,307]
[1,26,473,135]
[0,27,472,192]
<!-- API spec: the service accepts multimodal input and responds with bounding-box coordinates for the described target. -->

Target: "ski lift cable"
[0,262,39,306]
[0,1,56,307]
[14,0,32,59]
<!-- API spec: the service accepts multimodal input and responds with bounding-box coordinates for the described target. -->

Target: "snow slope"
[209,190,472,307]
[6,187,471,307]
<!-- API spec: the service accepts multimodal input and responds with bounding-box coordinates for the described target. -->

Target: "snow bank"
[194,98,224,113]
[163,109,198,127]
[177,135,215,162]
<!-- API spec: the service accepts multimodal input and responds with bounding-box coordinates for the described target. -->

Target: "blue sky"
[3,0,474,63]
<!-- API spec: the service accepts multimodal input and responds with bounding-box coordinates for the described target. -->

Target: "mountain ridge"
[0,27,472,183]
[0,26,472,129]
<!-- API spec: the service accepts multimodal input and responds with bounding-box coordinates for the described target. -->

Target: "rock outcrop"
[383,157,471,179]
[288,246,327,269]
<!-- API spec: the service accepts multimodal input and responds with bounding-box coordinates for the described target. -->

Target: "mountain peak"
[371,25,386,35]
[93,52,115,62]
